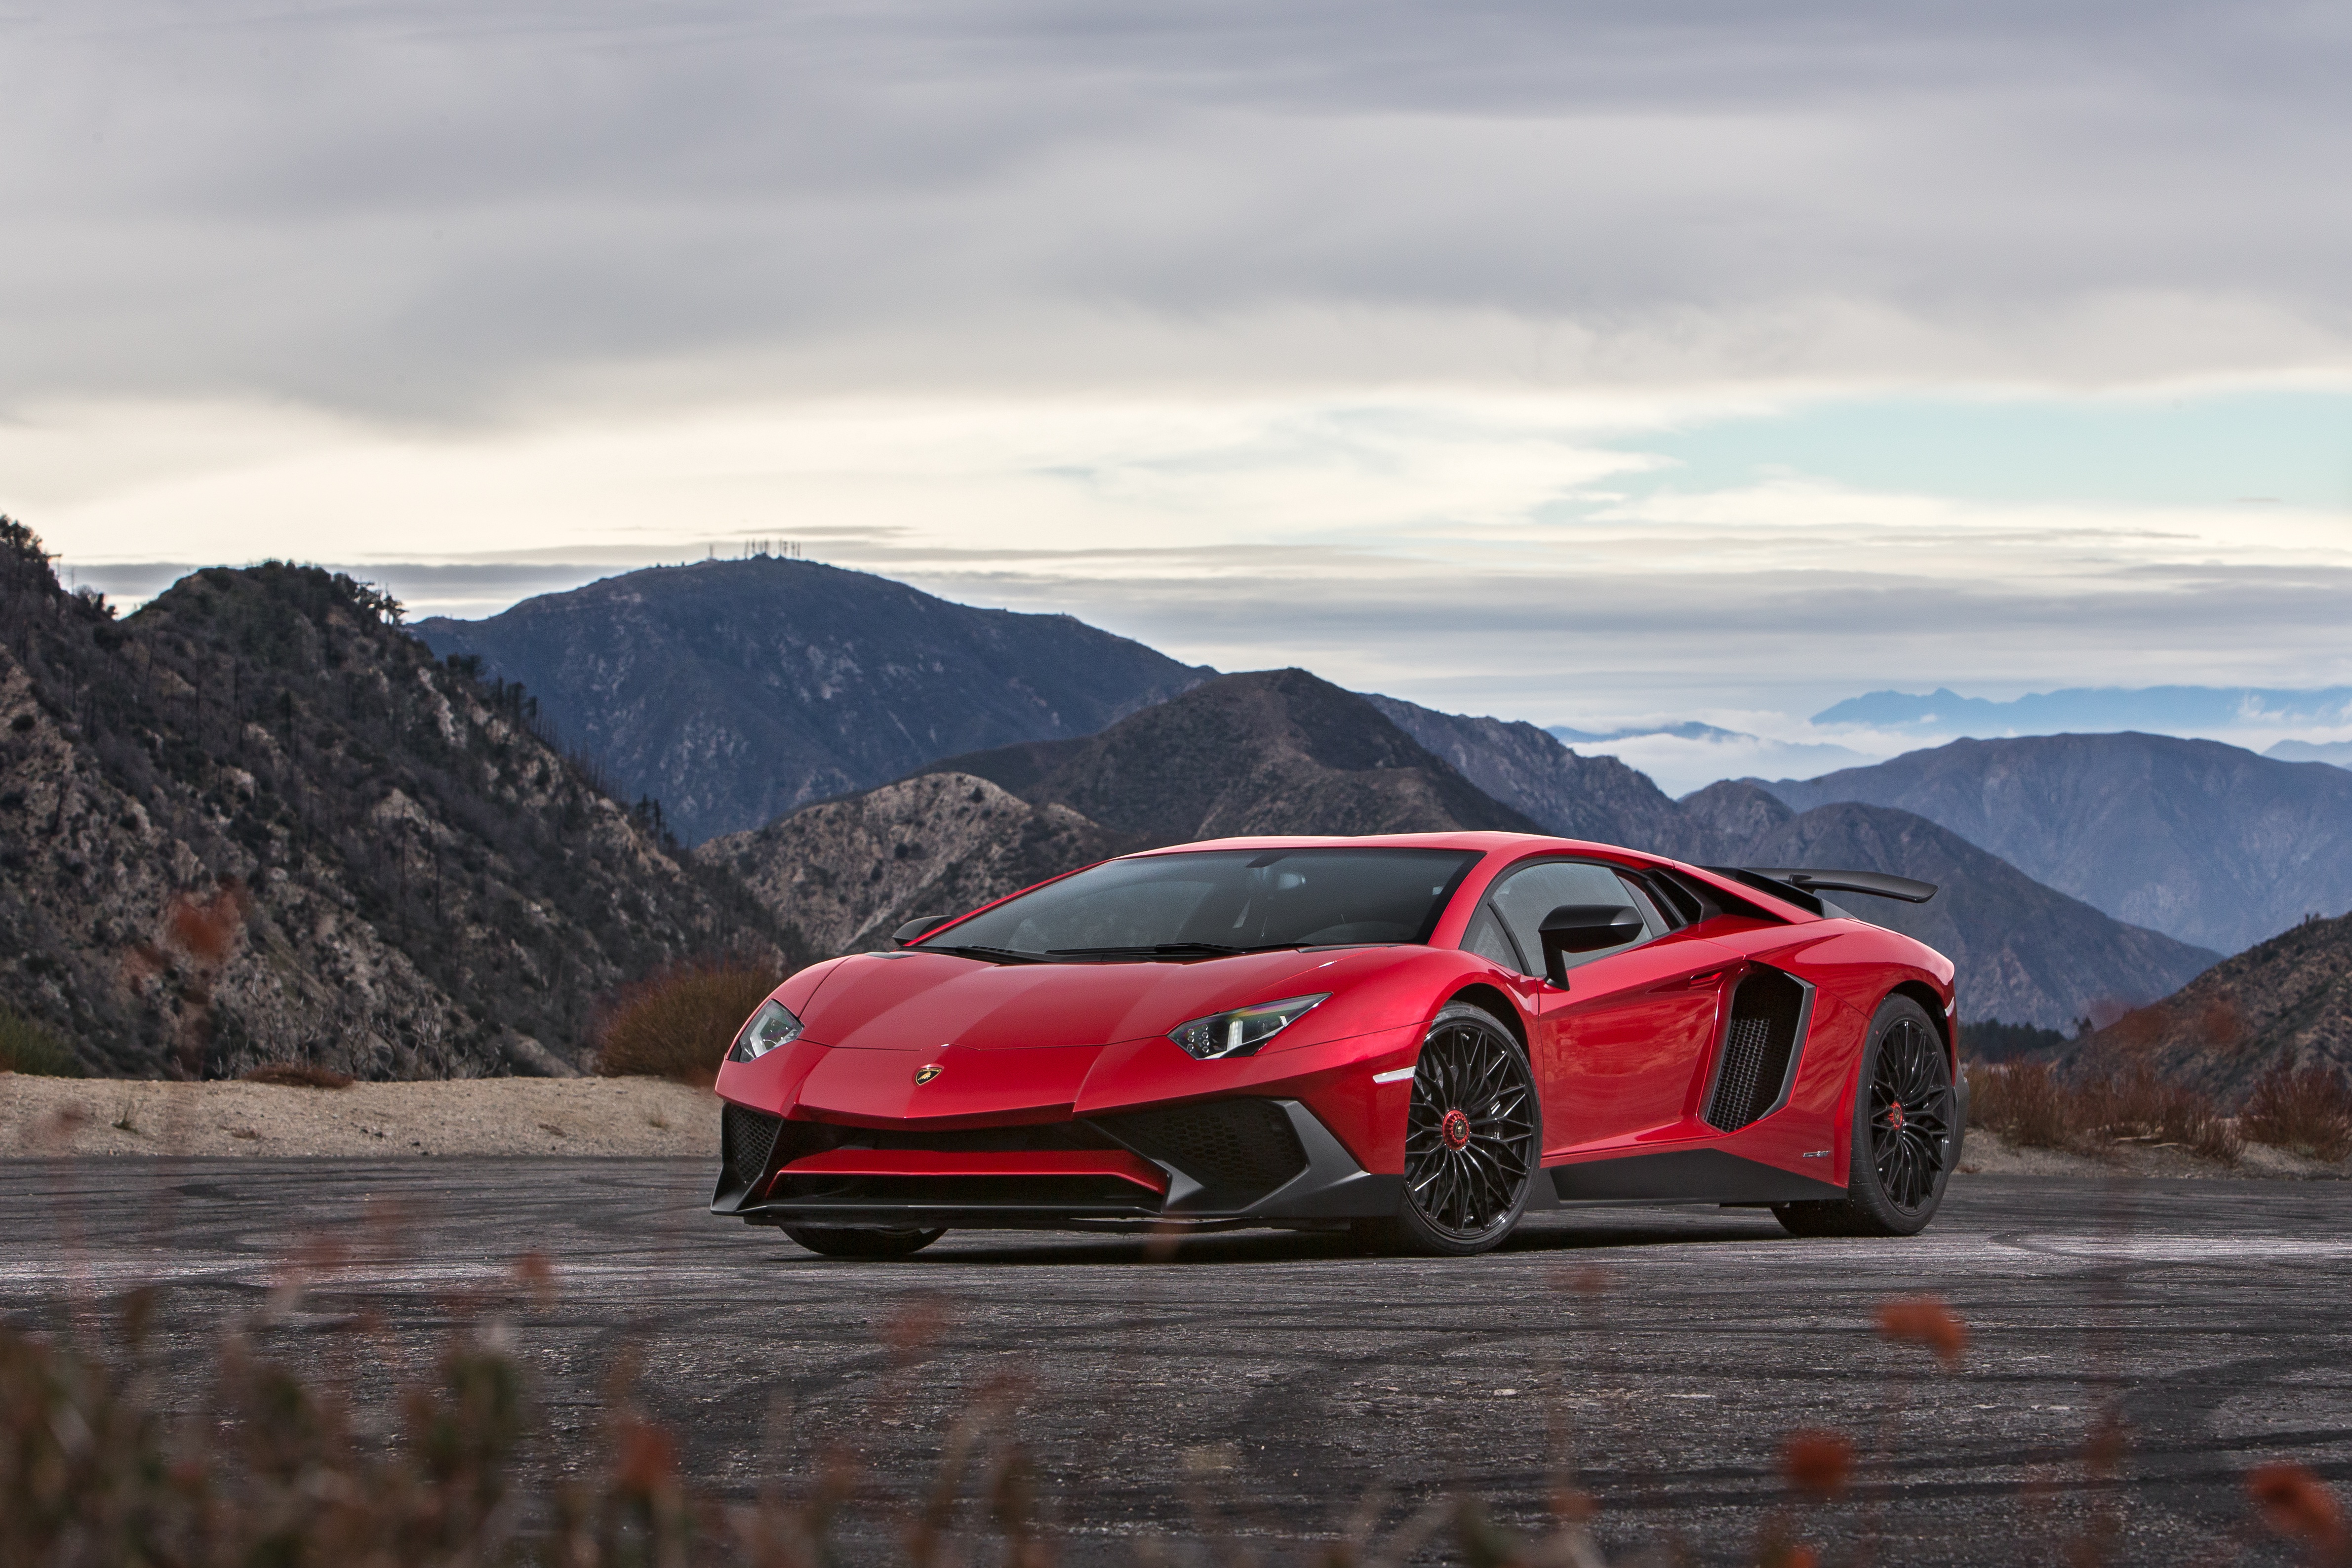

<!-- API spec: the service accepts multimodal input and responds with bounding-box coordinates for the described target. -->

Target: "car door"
[1477,860,1737,1157]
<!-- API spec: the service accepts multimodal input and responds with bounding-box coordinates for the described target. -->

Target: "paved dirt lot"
[4,1159,2345,1565]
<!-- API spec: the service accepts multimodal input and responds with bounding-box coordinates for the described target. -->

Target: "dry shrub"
[0,1006,81,1077]
[595,959,783,1082]
[2240,1063,2352,1163]
[1967,1059,2239,1162]
[2081,1064,2243,1163]
[240,1062,357,1089]
[1967,1060,2074,1149]
[165,881,250,966]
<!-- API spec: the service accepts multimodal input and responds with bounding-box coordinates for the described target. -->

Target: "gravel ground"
[0,1073,719,1157]
[5,1162,2348,1567]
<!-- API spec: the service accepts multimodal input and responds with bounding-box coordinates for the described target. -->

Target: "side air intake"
[1704,968,1810,1132]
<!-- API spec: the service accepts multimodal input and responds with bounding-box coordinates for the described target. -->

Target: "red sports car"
[711,833,1962,1257]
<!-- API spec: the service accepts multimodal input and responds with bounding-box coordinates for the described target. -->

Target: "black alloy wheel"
[779,1224,948,1259]
[1869,1013,1955,1213]
[1774,995,1957,1239]
[1359,1003,1539,1256]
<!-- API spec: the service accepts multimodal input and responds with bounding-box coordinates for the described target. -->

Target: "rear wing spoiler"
[1731,867,1938,905]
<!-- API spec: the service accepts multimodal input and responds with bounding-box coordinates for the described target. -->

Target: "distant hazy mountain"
[1681,785,2219,1029]
[0,526,793,1079]
[2073,911,2352,1102]
[2268,738,2352,768]
[1537,719,1875,796]
[1757,734,2352,954]
[1816,684,2352,734]
[414,558,1210,844]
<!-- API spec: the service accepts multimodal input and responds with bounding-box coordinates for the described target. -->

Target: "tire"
[1355,1003,1540,1257]
[780,1224,947,1259]
[1773,995,1957,1239]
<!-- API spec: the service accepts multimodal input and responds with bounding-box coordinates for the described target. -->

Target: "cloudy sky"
[7,0,2350,770]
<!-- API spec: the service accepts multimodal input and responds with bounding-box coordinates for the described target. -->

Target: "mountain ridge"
[1754,732,2352,953]
[415,558,1212,844]
[0,523,794,1079]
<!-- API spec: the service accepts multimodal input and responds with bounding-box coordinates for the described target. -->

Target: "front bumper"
[711,1096,1400,1232]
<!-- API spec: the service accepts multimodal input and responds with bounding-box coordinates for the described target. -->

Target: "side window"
[1461,905,1522,969]
[1485,861,1660,977]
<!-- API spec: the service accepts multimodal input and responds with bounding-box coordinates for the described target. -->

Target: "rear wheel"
[1774,996,1955,1238]
[1356,1003,1539,1256]
[780,1224,947,1259]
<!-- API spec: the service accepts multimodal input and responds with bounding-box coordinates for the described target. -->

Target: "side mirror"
[1537,904,1643,985]
[892,914,957,948]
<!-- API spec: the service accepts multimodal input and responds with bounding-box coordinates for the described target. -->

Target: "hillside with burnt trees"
[0,520,795,1079]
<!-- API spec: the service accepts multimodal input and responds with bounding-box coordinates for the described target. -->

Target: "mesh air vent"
[722,1103,785,1189]
[1093,1098,1309,1202]
[1704,969,1807,1132]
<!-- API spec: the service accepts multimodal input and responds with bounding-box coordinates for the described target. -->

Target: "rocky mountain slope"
[708,671,1540,955]
[698,771,1125,955]
[928,669,1545,843]
[2072,911,2352,1100]
[414,558,1210,844]
[1758,733,2352,954]
[1681,784,2221,1029]
[1362,694,1693,852]
[0,522,793,1079]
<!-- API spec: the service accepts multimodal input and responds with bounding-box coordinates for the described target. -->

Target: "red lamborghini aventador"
[711,834,1962,1258]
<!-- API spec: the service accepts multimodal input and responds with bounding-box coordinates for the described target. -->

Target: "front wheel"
[780,1224,947,1259]
[1774,996,1956,1238]
[1355,1003,1539,1256]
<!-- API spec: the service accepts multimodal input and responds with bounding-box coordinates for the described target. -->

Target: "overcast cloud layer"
[13,0,2352,405]
[7,1,2351,759]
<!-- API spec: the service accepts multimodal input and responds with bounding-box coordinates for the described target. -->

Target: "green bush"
[0,1007,81,1077]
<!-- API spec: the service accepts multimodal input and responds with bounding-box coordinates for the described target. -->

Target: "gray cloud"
[7,0,2350,415]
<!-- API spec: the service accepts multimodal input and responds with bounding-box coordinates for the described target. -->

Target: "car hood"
[799,947,1343,1052]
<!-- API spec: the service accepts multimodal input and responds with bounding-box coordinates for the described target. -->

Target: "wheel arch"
[1887,980,1954,1068]
[1444,982,1530,1054]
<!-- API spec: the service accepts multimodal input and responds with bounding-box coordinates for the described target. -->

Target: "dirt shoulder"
[1957,1124,2347,1180]
[0,1074,718,1158]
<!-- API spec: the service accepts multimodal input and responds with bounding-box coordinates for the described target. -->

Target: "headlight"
[728,999,804,1063]
[1167,994,1330,1061]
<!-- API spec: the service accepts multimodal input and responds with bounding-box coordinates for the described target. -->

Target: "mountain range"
[1815,684,2352,734]
[706,671,2216,1028]
[0,522,794,1079]
[1754,734,2352,954]
[414,557,1210,844]
[21,542,2346,1076]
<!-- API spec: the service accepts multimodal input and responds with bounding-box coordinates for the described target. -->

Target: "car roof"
[1127,831,1640,860]
[1119,833,1821,922]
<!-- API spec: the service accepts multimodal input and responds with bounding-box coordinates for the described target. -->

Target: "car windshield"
[919,847,1481,959]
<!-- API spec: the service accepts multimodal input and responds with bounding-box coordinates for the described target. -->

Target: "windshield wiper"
[920,944,1055,965]
[1045,942,1270,961]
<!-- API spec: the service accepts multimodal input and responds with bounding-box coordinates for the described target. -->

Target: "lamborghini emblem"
[914,1063,944,1086]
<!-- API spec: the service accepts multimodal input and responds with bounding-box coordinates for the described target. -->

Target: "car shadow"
[759,1209,1792,1267]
